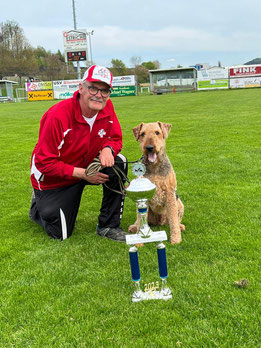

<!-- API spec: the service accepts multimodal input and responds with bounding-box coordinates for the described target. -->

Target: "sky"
[2,0,261,69]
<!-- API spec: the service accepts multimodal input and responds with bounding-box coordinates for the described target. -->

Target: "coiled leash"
[85,156,143,196]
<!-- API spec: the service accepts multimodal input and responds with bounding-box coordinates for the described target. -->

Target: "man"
[29,65,128,242]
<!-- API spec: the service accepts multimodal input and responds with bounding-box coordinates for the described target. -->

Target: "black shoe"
[96,226,127,242]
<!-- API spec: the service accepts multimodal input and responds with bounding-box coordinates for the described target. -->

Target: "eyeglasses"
[85,85,111,98]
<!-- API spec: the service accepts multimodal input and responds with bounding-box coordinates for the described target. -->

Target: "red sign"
[229,65,261,77]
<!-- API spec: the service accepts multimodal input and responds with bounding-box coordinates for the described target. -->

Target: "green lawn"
[0,89,260,347]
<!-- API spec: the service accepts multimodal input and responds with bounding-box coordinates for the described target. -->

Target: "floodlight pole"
[87,30,94,65]
[72,0,81,79]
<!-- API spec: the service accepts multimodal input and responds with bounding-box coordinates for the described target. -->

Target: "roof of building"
[149,67,196,73]
[0,80,18,84]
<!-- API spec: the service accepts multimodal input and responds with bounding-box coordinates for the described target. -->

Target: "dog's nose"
[146,145,154,152]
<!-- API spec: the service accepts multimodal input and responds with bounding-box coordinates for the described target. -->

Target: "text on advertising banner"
[27,90,54,101]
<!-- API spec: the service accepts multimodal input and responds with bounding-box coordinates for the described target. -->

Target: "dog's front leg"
[166,193,182,244]
[128,203,145,247]
[128,202,141,233]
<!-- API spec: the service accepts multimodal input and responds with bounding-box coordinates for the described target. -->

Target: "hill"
[244,58,261,65]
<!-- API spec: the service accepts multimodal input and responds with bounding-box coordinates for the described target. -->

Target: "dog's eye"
[140,132,145,137]
[155,131,160,135]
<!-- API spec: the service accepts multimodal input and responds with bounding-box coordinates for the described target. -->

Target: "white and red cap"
[82,65,113,89]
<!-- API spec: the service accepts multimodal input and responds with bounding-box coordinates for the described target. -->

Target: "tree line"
[0,20,160,85]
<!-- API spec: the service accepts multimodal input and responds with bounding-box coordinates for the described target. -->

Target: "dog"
[128,121,185,244]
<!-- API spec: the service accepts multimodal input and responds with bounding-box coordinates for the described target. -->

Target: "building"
[149,67,197,94]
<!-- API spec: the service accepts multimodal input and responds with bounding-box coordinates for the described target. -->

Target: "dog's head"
[132,122,171,164]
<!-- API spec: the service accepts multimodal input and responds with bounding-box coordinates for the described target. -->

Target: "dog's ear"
[157,122,172,139]
[132,123,144,140]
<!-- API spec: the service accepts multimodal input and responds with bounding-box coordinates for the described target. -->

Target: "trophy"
[125,163,172,302]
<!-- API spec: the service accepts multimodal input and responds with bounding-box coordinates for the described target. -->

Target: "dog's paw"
[180,224,186,231]
[128,224,138,233]
[170,235,182,245]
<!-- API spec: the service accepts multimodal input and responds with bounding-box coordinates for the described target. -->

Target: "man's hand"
[72,167,109,184]
[99,147,114,167]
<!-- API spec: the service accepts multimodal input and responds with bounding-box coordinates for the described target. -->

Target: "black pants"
[29,154,128,240]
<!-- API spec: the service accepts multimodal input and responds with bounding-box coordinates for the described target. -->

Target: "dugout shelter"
[149,67,197,94]
[0,80,18,102]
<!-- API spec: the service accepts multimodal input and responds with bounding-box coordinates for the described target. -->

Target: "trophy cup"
[125,163,172,302]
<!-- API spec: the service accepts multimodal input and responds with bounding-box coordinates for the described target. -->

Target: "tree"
[0,21,72,81]
[130,56,141,68]
[110,59,127,76]
[57,50,65,63]
[0,20,30,55]
[0,20,37,79]
[44,54,64,81]
[134,65,150,83]
[142,60,160,70]
[129,58,161,84]
[14,47,38,78]
[34,46,48,73]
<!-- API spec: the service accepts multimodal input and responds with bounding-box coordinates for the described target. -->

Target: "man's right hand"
[72,167,109,184]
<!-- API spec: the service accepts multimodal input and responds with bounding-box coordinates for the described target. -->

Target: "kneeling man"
[29,65,128,241]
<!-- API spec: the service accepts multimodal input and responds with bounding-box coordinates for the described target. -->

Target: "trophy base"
[126,231,167,245]
[132,289,172,302]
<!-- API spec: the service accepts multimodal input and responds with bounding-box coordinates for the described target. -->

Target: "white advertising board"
[53,80,81,89]
[25,81,53,91]
[63,29,88,51]
[197,67,228,81]
[53,76,137,99]
[197,67,229,90]
[230,76,261,88]
[53,79,81,99]
[112,75,136,86]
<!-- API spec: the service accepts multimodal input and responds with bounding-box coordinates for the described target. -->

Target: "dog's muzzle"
[146,145,154,152]
[145,145,157,163]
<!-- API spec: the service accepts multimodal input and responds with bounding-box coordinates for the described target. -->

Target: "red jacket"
[30,91,122,190]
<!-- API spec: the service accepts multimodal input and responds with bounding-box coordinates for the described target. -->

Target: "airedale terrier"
[128,121,185,244]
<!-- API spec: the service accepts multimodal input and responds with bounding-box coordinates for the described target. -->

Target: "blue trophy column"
[129,246,140,281]
[157,243,168,279]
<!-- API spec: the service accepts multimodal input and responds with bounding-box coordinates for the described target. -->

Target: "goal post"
[15,88,27,102]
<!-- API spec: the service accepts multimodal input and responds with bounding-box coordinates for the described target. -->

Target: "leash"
[85,155,143,195]
[116,156,143,164]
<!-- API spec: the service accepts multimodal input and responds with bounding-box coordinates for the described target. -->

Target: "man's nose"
[96,89,103,97]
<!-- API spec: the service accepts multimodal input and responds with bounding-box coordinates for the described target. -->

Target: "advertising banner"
[110,86,136,97]
[198,80,229,90]
[230,76,261,88]
[27,90,53,101]
[26,81,53,91]
[197,68,228,90]
[53,90,75,99]
[197,68,228,80]
[53,80,81,89]
[63,29,87,51]
[229,65,261,77]
[112,75,136,86]
[53,80,81,99]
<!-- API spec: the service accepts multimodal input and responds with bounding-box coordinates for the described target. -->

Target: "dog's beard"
[147,152,157,163]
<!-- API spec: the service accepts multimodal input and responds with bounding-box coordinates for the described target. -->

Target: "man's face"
[79,80,110,113]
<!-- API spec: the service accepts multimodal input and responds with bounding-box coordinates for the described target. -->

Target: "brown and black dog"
[128,121,185,244]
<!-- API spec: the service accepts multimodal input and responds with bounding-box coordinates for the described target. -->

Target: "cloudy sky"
[2,0,261,69]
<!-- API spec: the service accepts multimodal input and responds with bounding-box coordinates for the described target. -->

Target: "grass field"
[0,89,260,347]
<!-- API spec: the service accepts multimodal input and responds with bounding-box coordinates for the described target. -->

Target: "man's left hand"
[99,147,114,167]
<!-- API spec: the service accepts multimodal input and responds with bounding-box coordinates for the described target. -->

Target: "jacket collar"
[72,90,111,123]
